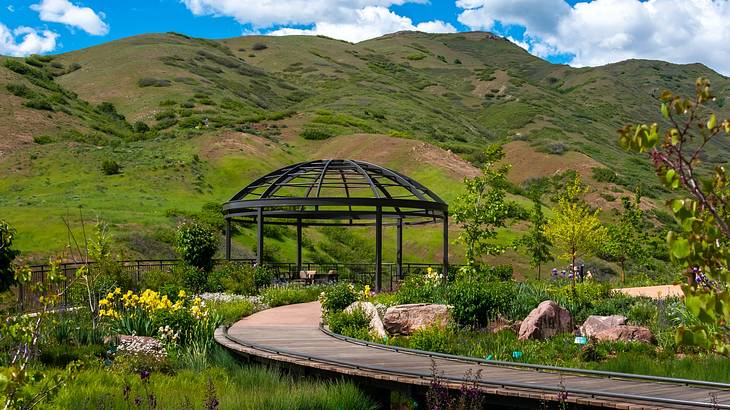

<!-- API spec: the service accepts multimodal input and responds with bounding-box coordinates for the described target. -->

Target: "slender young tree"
[601,194,649,284]
[545,176,607,285]
[452,144,518,266]
[516,194,553,280]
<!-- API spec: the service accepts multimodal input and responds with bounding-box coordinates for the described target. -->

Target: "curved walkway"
[216,302,730,409]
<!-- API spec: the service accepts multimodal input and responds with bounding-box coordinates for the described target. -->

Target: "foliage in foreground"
[620,77,730,354]
[43,364,377,410]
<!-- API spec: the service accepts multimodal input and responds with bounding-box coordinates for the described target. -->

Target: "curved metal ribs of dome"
[222,159,449,291]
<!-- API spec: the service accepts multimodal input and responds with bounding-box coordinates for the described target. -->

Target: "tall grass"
[47,364,377,409]
[261,285,325,307]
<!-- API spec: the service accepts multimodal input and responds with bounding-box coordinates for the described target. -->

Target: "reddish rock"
[580,315,628,338]
[594,325,656,344]
[383,304,449,335]
[518,300,572,340]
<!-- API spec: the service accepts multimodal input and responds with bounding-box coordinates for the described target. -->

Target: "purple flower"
[140,370,150,381]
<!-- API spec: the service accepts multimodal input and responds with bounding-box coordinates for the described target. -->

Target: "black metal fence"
[17,259,457,312]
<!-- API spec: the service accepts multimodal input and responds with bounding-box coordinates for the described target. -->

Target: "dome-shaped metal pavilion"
[223,159,449,290]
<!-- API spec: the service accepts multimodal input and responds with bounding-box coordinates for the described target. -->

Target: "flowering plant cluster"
[425,267,444,285]
[319,282,361,314]
[98,288,214,348]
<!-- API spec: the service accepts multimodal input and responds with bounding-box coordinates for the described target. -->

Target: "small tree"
[601,194,649,284]
[545,176,607,284]
[452,144,518,266]
[0,219,20,293]
[619,77,730,353]
[175,222,219,272]
[101,159,121,175]
[515,195,553,280]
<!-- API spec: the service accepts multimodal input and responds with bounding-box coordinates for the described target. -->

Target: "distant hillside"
[1,31,728,274]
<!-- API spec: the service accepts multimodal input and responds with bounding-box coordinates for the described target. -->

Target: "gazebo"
[222,159,449,291]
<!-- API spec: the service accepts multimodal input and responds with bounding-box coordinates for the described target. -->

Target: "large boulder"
[518,300,572,340]
[344,301,387,339]
[580,315,628,338]
[594,325,656,344]
[383,303,449,335]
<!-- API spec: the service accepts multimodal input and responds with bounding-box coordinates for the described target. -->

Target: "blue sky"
[2,0,729,74]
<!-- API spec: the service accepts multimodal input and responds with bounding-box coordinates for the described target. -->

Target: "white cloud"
[268,6,455,43]
[7,5,14,12]
[0,23,58,56]
[457,0,730,75]
[180,0,453,42]
[31,0,108,36]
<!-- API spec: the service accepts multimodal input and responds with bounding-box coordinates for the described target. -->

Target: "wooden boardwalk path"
[215,302,730,409]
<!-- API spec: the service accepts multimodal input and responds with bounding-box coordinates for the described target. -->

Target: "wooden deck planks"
[216,302,730,410]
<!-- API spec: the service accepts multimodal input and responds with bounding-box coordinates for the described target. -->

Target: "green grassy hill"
[1,31,728,276]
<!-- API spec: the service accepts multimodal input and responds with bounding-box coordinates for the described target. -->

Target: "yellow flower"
[106,292,114,300]
[98,309,106,316]
[178,290,186,299]
[99,299,109,306]
[114,287,122,295]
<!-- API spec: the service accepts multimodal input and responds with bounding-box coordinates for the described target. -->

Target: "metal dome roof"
[223,159,447,226]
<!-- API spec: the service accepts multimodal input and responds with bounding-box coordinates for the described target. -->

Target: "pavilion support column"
[296,218,302,276]
[396,217,403,280]
[375,206,383,292]
[225,219,232,260]
[442,211,449,281]
[256,208,264,266]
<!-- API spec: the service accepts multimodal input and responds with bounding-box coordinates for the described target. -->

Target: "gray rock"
[383,303,449,335]
[594,325,656,344]
[344,301,387,339]
[580,315,628,338]
[518,300,572,340]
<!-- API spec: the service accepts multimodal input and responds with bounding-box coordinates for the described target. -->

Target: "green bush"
[447,279,515,327]
[181,264,209,293]
[6,82,34,98]
[592,167,620,184]
[0,220,20,292]
[208,299,256,325]
[301,128,334,140]
[101,159,121,175]
[327,308,371,340]
[261,285,324,307]
[208,263,256,295]
[251,42,268,51]
[396,272,447,304]
[409,325,452,353]
[33,135,54,144]
[320,282,359,314]
[133,120,150,133]
[138,78,171,87]
[253,266,274,290]
[175,222,219,272]
[140,269,183,298]
[39,344,107,367]
[24,97,53,111]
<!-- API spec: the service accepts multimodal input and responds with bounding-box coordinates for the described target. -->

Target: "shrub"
[155,117,178,130]
[181,264,209,293]
[0,220,20,292]
[138,78,171,87]
[406,53,426,61]
[101,159,122,175]
[140,269,183,298]
[301,128,334,140]
[261,285,324,307]
[447,279,515,327]
[175,222,219,272]
[396,267,446,304]
[409,325,452,353]
[67,62,81,73]
[319,282,359,314]
[133,120,150,133]
[253,266,274,290]
[33,135,54,144]
[6,83,33,98]
[251,42,268,51]
[592,167,620,184]
[24,97,53,111]
[208,263,256,295]
[39,344,106,367]
[327,307,371,340]
[97,102,126,121]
